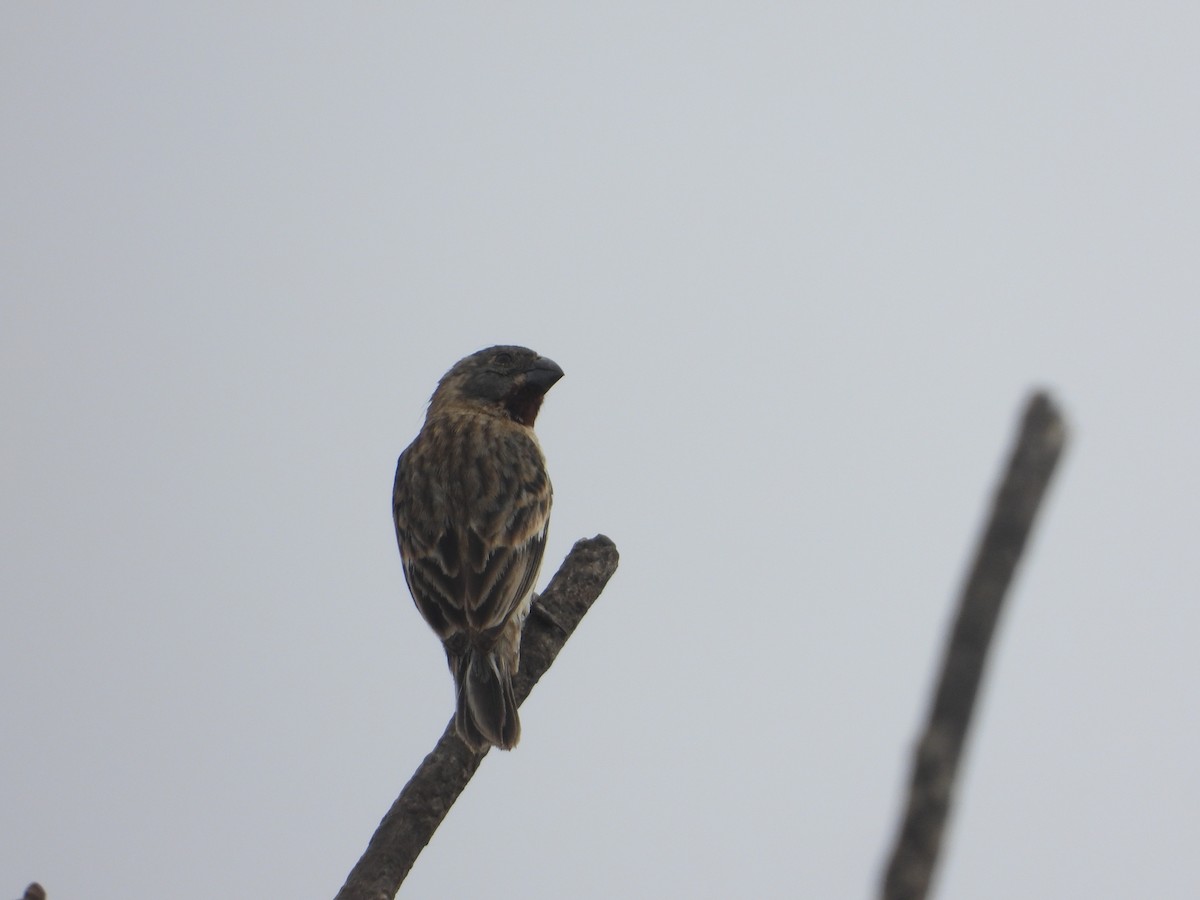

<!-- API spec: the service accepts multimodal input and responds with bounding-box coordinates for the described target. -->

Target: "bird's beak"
[524,356,564,393]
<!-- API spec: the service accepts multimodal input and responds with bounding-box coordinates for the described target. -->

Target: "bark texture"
[881,393,1066,900]
[334,534,619,900]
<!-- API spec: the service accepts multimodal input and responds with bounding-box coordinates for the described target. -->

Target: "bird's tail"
[453,646,520,751]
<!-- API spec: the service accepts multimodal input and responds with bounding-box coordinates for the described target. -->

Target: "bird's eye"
[493,352,514,367]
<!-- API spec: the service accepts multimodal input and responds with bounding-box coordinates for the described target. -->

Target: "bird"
[393,345,564,751]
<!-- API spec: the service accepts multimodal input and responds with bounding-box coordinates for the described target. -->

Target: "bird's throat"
[505,388,545,427]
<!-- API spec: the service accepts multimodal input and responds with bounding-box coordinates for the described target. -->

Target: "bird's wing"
[394,444,549,639]
[400,519,547,638]
[461,520,547,632]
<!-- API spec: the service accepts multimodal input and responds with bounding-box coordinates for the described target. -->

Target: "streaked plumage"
[393,346,563,750]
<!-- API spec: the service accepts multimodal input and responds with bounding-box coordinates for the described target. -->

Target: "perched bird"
[393,345,564,751]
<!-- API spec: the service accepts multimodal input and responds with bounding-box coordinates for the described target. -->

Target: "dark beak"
[524,356,564,393]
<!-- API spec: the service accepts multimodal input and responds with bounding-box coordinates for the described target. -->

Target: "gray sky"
[3,5,1198,898]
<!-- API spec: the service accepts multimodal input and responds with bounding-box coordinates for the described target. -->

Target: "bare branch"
[881,393,1067,900]
[334,535,620,900]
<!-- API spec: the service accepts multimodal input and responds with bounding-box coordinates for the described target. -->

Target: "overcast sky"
[3,5,1198,899]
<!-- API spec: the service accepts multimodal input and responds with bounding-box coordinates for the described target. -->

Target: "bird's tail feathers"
[454,647,520,751]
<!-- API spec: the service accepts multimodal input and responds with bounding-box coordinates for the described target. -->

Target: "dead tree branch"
[881,392,1067,900]
[334,534,619,900]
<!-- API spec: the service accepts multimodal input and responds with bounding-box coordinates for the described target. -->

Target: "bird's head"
[429,345,564,427]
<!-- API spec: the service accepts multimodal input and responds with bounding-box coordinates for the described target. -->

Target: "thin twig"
[334,535,620,900]
[881,393,1067,900]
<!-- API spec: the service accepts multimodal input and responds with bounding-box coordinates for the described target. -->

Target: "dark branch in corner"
[880,392,1067,900]
[334,535,620,900]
